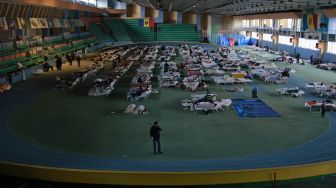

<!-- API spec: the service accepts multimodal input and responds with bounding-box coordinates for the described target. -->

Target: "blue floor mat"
[232,99,281,118]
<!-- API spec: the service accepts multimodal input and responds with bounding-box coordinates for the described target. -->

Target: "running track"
[0,73,335,172]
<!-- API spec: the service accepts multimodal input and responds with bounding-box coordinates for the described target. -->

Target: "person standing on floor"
[149,121,162,155]
[321,101,327,118]
[296,53,300,64]
[66,54,72,66]
[76,54,81,67]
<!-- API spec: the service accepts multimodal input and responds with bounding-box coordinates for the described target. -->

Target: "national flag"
[149,19,155,27]
[138,19,144,27]
[229,38,235,46]
[307,14,318,30]
[144,18,150,27]
[302,14,308,31]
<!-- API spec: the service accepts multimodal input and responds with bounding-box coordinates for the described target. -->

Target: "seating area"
[89,23,116,43]
[0,33,94,77]
[122,19,155,42]
[103,19,132,42]
[157,24,200,42]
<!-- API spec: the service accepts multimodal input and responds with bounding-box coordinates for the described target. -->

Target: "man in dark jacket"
[149,121,162,154]
[296,53,300,64]
[321,101,326,118]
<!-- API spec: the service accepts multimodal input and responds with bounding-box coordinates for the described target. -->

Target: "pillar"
[141,6,145,18]
[155,10,163,23]
[164,11,177,24]
[318,41,327,59]
[259,32,263,47]
[127,4,141,18]
[177,12,182,24]
[145,7,158,19]
[220,15,233,33]
[196,14,201,31]
[182,12,196,24]
[207,14,212,41]
[272,34,279,50]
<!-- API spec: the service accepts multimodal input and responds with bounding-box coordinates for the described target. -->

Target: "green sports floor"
[7,46,334,161]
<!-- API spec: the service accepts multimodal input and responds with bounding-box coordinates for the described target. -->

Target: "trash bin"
[252,87,258,98]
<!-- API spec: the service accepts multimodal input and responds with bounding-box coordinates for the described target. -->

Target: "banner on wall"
[139,18,154,27]
[47,19,54,28]
[138,19,144,27]
[149,19,155,27]
[29,18,41,29]
[229,38,235,46]
[53,19,61,28]
[17,18,29,29]
[39,18,48,28]
[0,17,8,30]
[302,10,329,33]
[144,18,150,27]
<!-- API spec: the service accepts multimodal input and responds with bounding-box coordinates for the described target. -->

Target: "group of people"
[66,52,82,67]
[43,52,83,72]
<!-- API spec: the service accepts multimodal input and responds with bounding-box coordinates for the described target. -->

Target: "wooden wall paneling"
[0,3,4,17]
[10,4,16,18]
[34,6,39,17]
[42,7,47,18]
[18,4,23,17]
[60,10,64,18]
[31,6,36,17]
[5,3,11,18]
[51,8,56,18]
[47,8,52,18]
[21,5,27,18]
[49,8,54,18]
[37,7,42,18]
[39,7,44,18]
[45,8,50,18]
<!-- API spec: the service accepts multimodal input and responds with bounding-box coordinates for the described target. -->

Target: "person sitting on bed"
[245,71,253,79]
[282,69,290,78]
[164,62,169,72]
[137,76,143,84]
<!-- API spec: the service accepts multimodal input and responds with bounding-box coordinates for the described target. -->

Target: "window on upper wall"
[252,32,258,39]
[279,19,293,30]
[298,38,318,51]
[262,19,273,28]
[263,33,272,41]
[251,19,259,28]
[239,31,247,36]
[278,35,292,45]
[328,18,336,34]
[241,20,249,28]
[327,42,336,54]
[96,0,108,8]
[296,19,302,31]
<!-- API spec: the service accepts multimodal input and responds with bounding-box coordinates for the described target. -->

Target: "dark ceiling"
[124,0,336,15]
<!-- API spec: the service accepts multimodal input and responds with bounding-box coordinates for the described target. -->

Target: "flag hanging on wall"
[138,19,144,27]
[144,18,150,27]
[307,14,318,30]
[302,11,328,32]
[139,18,154,27]
[149,19,155,27]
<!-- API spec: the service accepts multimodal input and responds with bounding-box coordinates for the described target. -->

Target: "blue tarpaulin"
[232,99,280,118]
[219,34,251,46]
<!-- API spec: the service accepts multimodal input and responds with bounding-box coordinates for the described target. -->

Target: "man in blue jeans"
[149,121,162,155]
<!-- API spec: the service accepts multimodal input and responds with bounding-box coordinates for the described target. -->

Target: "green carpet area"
[8,47,332,160]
